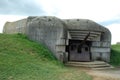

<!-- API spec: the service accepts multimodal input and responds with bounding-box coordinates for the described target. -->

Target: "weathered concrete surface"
[63,19,111,62]
[26,16,66,61]
[3,19,27,34]
[3,16,111,62]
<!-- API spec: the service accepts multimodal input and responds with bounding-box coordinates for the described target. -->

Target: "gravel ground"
[86,68,120,80]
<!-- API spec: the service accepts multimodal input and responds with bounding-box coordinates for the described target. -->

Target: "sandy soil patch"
[86,69,120,80]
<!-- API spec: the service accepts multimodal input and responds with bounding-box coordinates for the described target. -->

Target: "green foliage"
[0,34,92,80]
[110,44,120,66]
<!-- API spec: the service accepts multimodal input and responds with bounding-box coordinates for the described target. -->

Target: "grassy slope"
[110,44,120,66]
[0,34,92,80]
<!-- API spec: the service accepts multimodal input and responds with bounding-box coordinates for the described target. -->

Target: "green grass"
[0,33,92,80]
[110,44,120,66]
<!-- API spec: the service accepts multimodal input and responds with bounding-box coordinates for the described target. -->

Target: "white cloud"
[106,24,120,44]
[0,0,45,16]
[0,15,27,33]
[36,0,120,22]
[35,0,60,15]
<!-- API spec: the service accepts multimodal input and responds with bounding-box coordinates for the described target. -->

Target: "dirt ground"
[85,68,120,80]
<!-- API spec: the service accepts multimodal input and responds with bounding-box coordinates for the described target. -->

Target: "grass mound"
[110,44,120,66]
[0,34,92,80]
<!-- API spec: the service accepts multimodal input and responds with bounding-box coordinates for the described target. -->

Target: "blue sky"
[0,0,120,44]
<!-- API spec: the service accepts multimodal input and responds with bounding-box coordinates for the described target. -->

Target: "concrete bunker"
[63,19,111,63]
[3,16,111,63]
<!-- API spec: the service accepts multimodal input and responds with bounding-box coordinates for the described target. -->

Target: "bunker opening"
[68,39,92,62]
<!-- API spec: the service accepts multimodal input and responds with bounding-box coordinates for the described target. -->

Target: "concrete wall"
[26,16,66,61]
[91,29,111,62]
[3,16,111,62]
[3,19,27,34]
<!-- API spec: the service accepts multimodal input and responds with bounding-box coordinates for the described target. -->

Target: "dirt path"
[85,68,120,80]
